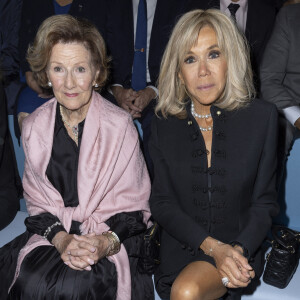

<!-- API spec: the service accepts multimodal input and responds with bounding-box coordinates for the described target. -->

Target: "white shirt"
[220,0,248,33]
[282,106,300,126]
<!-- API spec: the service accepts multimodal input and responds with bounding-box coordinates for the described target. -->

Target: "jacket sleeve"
[149,118,209,252]
[234,105,279,257]
[0,82,20,230]
[260,7,295,109]
[0,0,22,84]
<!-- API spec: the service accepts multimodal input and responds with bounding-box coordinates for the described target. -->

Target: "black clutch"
[263,225,300,289]
[136,222,160,275]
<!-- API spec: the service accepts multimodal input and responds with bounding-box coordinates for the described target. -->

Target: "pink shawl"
[11,92,151,299]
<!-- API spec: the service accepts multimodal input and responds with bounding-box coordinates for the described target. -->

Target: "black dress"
[0,106,153,300]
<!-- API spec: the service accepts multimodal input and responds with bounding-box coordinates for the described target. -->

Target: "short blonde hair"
[157,9,255,119]
[27,15,109,91]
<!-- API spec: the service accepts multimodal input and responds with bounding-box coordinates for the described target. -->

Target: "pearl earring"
[94,83,99,88]
[48,81,52,87]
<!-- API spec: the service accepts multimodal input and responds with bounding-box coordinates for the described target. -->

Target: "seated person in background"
[0,0,23,114]
[0,79,21,230]
[17,0,108,131]
[0,15,153,300]
[260,0,300,185]
[149,9,279,300]
[105,0,185,179]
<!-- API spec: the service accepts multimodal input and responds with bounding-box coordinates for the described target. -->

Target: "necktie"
[228,3,240,23]
[131,0,147,91]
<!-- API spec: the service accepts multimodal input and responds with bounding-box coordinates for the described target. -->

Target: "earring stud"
[94,83,99,88]
[48,81,52,87]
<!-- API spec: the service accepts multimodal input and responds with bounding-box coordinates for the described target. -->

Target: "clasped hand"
[213,242,255,288]
[112,86,156,119]
[52,232,111,271]
[202,237,255,288]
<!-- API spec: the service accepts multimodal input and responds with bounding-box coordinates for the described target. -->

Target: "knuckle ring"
[222,277,230,287]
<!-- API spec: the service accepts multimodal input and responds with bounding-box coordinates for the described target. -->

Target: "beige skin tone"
[18,0,73,129]
[47,42,112,271]
[174,26,254,300]
[284,0,300,5]
[111,85,156,119]
[294,118,300,130]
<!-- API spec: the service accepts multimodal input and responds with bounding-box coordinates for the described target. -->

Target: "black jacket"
[0,0,22,86]
[0,81,21,230]
[149,99,279,283]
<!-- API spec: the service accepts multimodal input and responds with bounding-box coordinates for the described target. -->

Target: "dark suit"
[105,0,185,178]
[0,81,21,230]
[0,0,23,113]
[19,0,108,75]
[260,4,300,184]
[105,0,184,88]
[184,0,282,91]
[149,99,279,299]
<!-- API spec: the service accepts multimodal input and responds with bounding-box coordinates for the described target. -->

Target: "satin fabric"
[9,246,117,300]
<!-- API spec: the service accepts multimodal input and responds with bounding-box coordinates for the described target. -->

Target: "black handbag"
[136,222,160,275]
[263,225,300,289]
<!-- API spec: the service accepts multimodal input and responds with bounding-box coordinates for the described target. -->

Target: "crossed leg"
[170,261,227,300]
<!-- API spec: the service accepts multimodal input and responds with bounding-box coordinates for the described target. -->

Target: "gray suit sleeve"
[260,7,297,109]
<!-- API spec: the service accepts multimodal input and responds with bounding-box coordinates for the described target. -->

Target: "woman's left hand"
[68,233,112,265]
[201,237,255,288]
[213,243,255,288]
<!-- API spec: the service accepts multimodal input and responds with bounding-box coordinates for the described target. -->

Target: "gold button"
[217,111,221,116]
[188,121,192,125]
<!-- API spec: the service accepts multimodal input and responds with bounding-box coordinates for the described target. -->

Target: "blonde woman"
[150,9,279,300]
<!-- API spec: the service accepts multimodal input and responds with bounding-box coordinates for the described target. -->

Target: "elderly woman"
[150,9,279,300]
[0,15,153,300]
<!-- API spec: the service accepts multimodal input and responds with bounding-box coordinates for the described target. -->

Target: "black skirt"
[0,231,154,300]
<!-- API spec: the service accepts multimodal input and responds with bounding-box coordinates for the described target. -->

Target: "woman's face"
[179,26,228,110]
[47,42,99,111]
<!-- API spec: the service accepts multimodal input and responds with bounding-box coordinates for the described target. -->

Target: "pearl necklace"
[191,102,211,119]
[59,105,79,144]
[191,102,212,132]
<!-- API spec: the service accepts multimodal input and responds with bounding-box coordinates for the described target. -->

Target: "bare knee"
[170,261,227,300]
[171,279,201,300]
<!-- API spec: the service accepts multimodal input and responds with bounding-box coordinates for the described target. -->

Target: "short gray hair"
[27,14,109,91]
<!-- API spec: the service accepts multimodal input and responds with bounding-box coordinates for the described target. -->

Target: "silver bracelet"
[43,221,62,240]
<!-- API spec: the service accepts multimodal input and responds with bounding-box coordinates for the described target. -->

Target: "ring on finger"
[222,277,230,287]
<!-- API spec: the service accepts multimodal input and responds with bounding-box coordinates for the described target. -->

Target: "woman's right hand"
[201,237,255,288]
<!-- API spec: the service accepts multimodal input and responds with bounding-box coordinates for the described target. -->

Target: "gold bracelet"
[102,231,121,256]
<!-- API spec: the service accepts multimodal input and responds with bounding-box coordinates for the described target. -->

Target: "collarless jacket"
[149,99,279,277]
